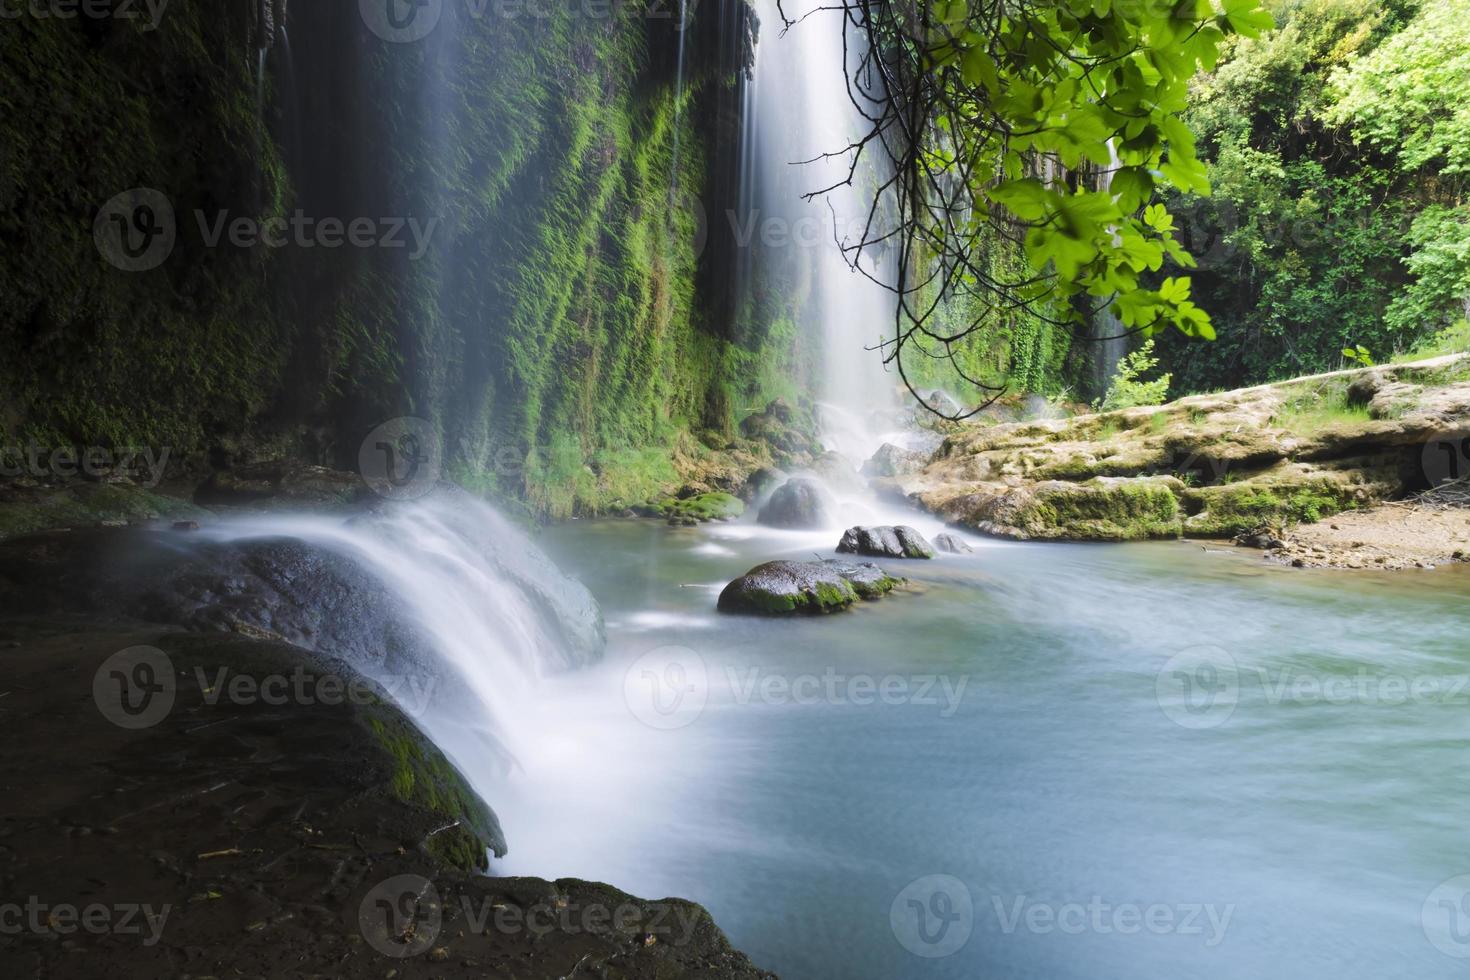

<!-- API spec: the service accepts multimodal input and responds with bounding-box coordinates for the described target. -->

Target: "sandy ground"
[1266,503,1470,570]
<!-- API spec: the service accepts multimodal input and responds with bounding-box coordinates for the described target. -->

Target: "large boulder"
[717,559,903,614]
[862,443,928,478]
[757,477,836,529]
[836,525,936,559]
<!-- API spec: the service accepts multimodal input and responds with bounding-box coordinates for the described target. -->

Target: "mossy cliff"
[1,0,808,519]
[889,355,1470,541]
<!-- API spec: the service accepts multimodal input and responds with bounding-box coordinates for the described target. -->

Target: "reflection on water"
[492,518,1470,980]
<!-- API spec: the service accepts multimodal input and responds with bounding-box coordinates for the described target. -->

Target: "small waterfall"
[670,0,690,190]
[201,492,604,807]
[742,0,899,464]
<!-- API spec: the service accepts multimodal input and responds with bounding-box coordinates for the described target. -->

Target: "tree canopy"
[788,0,1275,414]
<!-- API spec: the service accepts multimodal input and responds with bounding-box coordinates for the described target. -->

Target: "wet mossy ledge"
[888,355,1470,543]
[0,622,773,977]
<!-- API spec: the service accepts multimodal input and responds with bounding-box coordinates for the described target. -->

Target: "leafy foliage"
[1153,0,1470,391]
[1097,339,1172,410]
[797,0,1273,414]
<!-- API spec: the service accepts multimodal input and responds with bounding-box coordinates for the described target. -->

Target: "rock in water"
[861,443,928,478]
[933,533,974,554]
[836,525,936,559]
[757,477,835,529]
[717,559,904,615]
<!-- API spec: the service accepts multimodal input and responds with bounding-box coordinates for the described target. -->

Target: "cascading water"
[194,491,604,824]
[742,0,902,465]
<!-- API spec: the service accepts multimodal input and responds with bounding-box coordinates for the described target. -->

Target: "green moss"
[657,491,745,522]
[0,484,207,542]
[368,715,503,871]
[1183,480,1364,537]
[1023,480,1182,541]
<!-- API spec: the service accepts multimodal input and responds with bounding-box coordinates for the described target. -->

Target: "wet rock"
[757,478,835,529]
[933,533,973,554]
[861,443,928,478]
[741,466,787,503]
[717,559,903,614]
[836,525,935,559]
[919,389,963,418]
[657,492,745,524]
[738,398,820,461]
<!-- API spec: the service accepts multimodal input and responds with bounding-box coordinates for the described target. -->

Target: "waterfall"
[198,491,604,808]
[671,0,689,190]
[741,0,900,463]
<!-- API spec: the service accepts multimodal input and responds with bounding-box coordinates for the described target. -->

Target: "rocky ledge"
[0,535,771,979]
[883,355,1470,558]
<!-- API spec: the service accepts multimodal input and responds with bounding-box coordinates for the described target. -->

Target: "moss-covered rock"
[717,559,903,615]
[1182,479,1368,537]
[655,491,746,524]
[0,482,208,542]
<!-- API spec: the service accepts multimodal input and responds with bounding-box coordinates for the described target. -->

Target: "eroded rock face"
[836,525,935,559]
[862,443,928,478]
[757,477,835,529]
[717,559,903,614]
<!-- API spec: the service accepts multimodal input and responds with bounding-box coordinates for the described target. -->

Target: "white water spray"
[744,0,900,465]
[198,492,604,816]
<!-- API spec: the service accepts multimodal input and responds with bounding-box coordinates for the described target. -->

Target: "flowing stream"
[508,515,1470,980]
